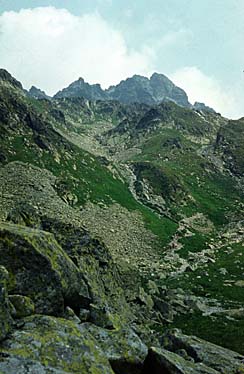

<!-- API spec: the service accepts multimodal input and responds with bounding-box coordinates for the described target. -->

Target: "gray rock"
[0,222,90,316]
[162,329,244,374]
[28,86,50,100]
[80,322,148,374]
[143,347,220,374]
[0,315,115,374]
[8,295,35,318]
[0,266,13,341]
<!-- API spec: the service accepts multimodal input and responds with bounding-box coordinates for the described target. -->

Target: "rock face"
[214,118,244,177]
[143,347,220,374]
[0,69,23,90]
[107,73,190,107]
[80,323,148,374]
[0,315,115,374]
[28,85,50,100]
[0,222,90,315]
[54,73,191,108]
[193,102,216,113]
[54,77,108,100]
[0,266,13,341]
[161,329,244,374]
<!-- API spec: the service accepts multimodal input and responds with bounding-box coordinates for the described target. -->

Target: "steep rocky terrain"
[0,68,244,373]
[54,72,191,108]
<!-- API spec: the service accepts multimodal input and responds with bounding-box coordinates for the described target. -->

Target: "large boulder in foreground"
[0,315,115,373]
[0,222,90,315]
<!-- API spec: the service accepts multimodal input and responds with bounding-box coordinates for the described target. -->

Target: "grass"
[7,134,177,249]
[173,312,244,355]
[164,242,244,353]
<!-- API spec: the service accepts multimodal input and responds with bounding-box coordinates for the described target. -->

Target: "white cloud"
[0,6,153,95]
[158,29,193,48]
[170,67,243,119]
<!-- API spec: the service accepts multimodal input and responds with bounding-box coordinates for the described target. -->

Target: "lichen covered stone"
[80,322,148,374]
[0,266,13,341]
[8,295,35,318]
[0,222,90,315]
[0,315,115,373]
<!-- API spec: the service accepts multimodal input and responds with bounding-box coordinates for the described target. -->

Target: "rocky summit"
[0,68,244,373]
[54,72,191,108]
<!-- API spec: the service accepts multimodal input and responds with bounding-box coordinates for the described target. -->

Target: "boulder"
[0,315,115,373]
[80,322,148,374]
[0,266,13,341]
[0,222,90,315]
[142,347,220,374]
[162,329,244,374]
[9,295,35,318]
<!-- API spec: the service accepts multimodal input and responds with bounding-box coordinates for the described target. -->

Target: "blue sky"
[0,0,243,118]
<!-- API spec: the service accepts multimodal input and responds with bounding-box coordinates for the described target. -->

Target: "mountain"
[28,85,50,100]
[54,77,108,100]
[0,68,23,90]
[106,72,190,107]
[0,69,244,374]
[193,101,216,113]
[54,72,192,108]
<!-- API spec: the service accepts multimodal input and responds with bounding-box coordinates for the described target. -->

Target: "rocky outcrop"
[28,85,50,100]
[193,102,216,114]
[161,329,244,374]
[150,72,190,107]
[0,69,23,90]
[80,323,148,374]
[214,118,244,177]
[143,347,219,373]
[0,315,115,373]
[54,77,108,100]
[0,266,13,341]
[0,222,90,315]
[54,73,191,108]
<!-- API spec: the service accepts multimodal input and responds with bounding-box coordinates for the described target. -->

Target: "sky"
[0,0,243,118]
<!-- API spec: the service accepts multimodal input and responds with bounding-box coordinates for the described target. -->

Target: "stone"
[0,266,13,341]
[8,295,35,318]
[79,308,90,322]
[162,329,244,374]
[0,222,90,316]
[235,280,244,287]
[63,306,81,323]
[0,315,115,374]
[80,322,148,374]
[142,347,220,374]
[153,296,174,323]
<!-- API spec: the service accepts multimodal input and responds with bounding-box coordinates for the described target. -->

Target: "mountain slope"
[0,69,244,373]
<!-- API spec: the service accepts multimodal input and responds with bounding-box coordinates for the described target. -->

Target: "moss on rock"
[0,266,13,341]
[80,322,148,374]
[8,295,35,319]
[0,222,90,315]
[0,314,115,373]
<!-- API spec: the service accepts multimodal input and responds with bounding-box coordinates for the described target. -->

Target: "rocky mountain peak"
[0,69,23,90]
[53,72,192,108]
[28,86,50,100]
[193,101,216,113]
[54,76,107,101]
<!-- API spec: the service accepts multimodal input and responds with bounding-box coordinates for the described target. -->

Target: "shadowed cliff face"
[0,69,244,373]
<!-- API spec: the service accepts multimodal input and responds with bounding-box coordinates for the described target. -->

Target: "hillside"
[0,68,244,373]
